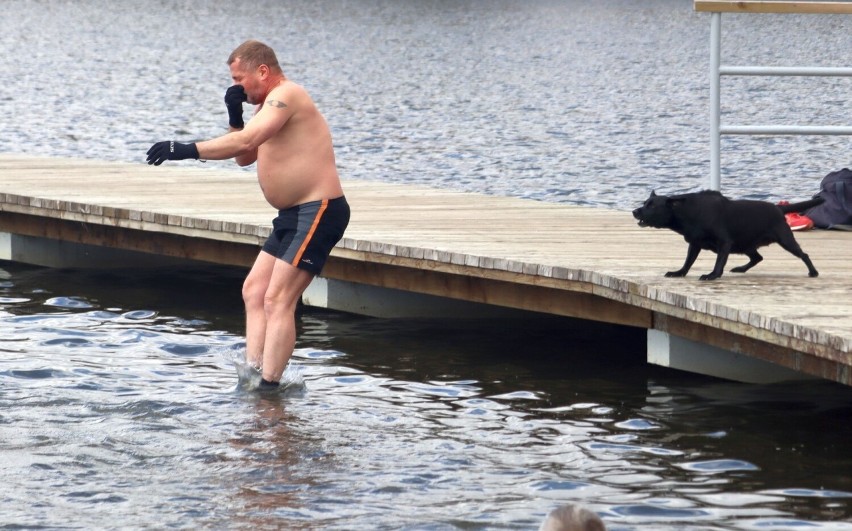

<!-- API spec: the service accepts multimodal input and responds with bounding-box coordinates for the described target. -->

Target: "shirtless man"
[146,40,349,388]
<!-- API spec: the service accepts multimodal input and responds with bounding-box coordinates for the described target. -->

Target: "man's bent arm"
[197,92,292,161]
[229,126,258,166]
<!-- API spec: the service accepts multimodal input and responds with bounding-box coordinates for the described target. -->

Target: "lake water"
[1,0,850,207]
[1,0,851,529]
[2,263,852,529]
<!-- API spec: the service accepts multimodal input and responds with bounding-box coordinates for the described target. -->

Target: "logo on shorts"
[301,258,314,265]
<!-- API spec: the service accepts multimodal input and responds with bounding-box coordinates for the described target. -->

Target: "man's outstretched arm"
[145,85,293,166]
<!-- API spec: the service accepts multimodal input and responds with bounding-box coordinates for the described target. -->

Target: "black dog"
[632,190,823,280]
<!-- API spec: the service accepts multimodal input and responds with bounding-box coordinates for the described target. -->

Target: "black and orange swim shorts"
[261,196,350,275]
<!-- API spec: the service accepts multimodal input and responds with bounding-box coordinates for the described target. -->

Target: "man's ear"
[257,64,270,79]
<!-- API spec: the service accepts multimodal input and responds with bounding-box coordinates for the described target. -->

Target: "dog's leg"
[800,253,819,277]
[776,233,819,277]
[730,250,762,273]
[701,242,731,281]
[666,243,701,277]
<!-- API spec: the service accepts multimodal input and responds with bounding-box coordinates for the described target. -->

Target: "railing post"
[709,12,721,191]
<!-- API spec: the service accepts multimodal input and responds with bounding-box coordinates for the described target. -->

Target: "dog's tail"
[778,196,824,214]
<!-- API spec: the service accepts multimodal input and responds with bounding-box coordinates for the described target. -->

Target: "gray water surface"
[1,0,849,207]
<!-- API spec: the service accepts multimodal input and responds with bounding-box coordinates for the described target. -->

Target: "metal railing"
[694,1,852,189]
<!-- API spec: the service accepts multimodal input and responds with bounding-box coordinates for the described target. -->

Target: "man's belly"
[257,170,343,210]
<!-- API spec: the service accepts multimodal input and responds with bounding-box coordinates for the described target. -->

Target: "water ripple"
[44,296,94,309]
[765,488,852,499]
[0,297,29,304]
[678,459,761,474]
[122,310,159,320]
[615,418,663,431]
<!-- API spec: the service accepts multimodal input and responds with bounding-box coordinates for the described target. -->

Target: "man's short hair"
[228,40,281,72]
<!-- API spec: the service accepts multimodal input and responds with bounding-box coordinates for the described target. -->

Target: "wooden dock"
[1,154,850,385]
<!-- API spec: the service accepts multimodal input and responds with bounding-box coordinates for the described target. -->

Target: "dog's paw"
[699,273,721,281]
[809,271,819,278]
[730,266,748,273]
[665,271,687,278]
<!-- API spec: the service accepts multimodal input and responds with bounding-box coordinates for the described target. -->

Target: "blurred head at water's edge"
[539,504,606,531]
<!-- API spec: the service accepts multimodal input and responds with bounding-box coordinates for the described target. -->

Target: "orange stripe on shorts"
[291,199,328,267]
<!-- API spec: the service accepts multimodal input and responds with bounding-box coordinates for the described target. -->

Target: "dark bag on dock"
[806,168,852,229]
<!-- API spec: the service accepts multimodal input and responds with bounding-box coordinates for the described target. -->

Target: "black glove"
[224,84,247,128]
[146,141,199,166]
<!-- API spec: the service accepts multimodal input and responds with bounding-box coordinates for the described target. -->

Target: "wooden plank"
[695,1,852,14]
[1,154,850,384]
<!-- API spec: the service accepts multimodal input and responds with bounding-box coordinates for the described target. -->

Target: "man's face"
[229,58,262,104]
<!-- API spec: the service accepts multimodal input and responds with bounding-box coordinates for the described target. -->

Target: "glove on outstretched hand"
[224,84,247,128]
[146,141,199,166]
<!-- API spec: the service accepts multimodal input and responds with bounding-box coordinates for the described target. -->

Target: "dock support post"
[303,277,527,319]
[0,232,202,269]
[647,329,814,383]
[0,232,10,261]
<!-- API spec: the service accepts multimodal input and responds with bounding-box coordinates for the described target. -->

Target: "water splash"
[220,344,307,396]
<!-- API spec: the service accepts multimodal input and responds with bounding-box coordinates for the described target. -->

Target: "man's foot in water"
[259,378,280,391]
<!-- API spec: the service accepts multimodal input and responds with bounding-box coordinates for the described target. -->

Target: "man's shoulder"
[274,79,308,97]
[269,80,312,108]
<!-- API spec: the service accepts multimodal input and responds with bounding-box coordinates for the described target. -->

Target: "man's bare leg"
[242,251,276,369]
[259,258,315,383]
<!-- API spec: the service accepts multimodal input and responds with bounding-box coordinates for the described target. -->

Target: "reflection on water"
[1,261,851,529]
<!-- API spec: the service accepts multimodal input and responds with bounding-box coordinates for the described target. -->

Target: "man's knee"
[262,289,300,318]
[242,276,265,309]
[268,262,314,300]
[243,252,276,309]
